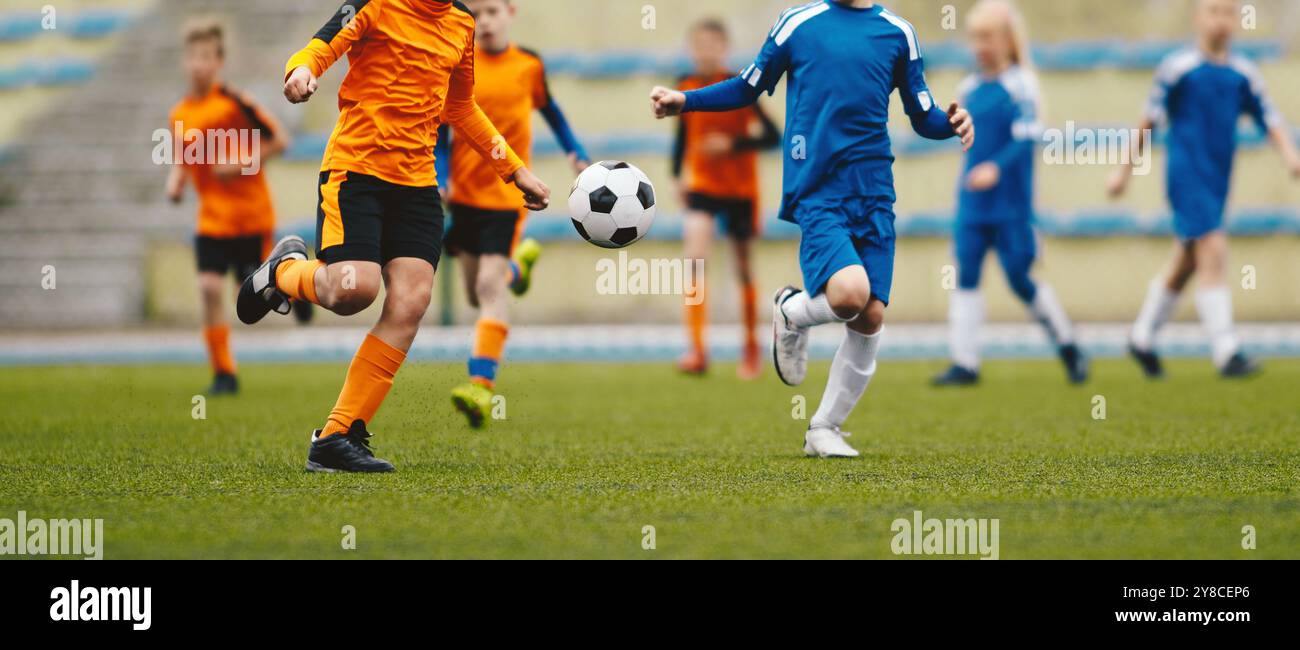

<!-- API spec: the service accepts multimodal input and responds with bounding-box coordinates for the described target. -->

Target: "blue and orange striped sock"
[468,317,509,389]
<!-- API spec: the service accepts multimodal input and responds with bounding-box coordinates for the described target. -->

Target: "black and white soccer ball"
[568,161,656,249]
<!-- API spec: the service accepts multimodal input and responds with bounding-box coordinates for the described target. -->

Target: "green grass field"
[1,358,1297,559]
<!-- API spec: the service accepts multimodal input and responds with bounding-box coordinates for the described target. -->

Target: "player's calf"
[371,287,432,351]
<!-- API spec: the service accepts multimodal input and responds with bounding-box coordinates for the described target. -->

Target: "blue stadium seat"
[66,10,135,39]
[0,13,43,42]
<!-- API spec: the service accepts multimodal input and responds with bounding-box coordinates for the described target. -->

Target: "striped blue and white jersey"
[1145,48,1283,214]
[955,65,1043,224]
[742,1,949,221]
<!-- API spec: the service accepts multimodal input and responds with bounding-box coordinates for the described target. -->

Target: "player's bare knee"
[828,283,871,317]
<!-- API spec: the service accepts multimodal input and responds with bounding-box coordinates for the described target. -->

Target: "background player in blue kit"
[934,0,1086,387]
[1109,0,1300,379]
[651,0,974,457]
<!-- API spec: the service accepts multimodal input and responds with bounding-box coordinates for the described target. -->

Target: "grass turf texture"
[1,358,1297,559]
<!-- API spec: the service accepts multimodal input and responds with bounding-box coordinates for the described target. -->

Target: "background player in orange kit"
[435,0,590,428]
[165,19,291,396]
[236,0,550,473]
[671,18,781,379]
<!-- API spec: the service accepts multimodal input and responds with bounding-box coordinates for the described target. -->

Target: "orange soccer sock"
[741,281,758,348]
[685,294,708,356]
[275,258,324,305]
[468,318,510,390]
[320,333,408,437]
[204,325,236,375]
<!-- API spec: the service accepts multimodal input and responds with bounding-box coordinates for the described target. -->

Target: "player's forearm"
[539,101,588,163]
[988,139,1033,171]
[444,99,524,180]
[1267,125,1300,165]
[1119,118,1155,175]
[909,106,957,140]
[682,75,760,113]
[284,39,337,79]
[164,165,185,199]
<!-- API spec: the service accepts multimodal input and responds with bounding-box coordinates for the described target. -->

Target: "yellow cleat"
[451,382,494,429]
[510,238,542,296]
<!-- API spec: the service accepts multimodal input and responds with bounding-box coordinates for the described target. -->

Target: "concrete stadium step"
[0,206,179,233]
[0,258,143,290]
[0,232,146,258]
[0,285,143,329]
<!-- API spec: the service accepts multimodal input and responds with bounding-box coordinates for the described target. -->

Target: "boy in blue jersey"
[934,0,1087,387]
[1110,0,1300,379]
[651,0,974,458]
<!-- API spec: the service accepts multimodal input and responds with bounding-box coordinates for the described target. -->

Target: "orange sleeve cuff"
[285,40,334,79]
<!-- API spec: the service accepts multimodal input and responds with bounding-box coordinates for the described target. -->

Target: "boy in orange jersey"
[165,19,291,396]
[435,0,589,428]
[237,0,550,473]
[671,18,780,379]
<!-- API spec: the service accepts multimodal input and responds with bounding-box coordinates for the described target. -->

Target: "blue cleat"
[1059,343,1089,384]
[932,364,980,387]
[1128,342,1164,380]
[1219,352,1260,379]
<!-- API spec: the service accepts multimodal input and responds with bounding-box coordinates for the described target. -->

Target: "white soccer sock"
[782,291,853,329]
[811,327,882,430]
[948,289,983,370]
[1131,278,1180,351]
[1029,283,1075,346]
[1194,285,1239,368]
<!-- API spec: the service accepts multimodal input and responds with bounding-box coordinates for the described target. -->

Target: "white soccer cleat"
[803,426,859,458]
[772,286,811,386]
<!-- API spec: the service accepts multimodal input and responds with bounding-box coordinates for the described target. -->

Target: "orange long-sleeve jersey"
[448,44,548,211]
[284,0,523,188]
[169,83,280,238]
[673,73,780,201]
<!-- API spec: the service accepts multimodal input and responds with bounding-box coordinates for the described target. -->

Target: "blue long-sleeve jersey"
[683,1,957,223]
[955,65,1042,224]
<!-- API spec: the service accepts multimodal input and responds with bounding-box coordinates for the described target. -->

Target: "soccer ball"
[568,161,656,248]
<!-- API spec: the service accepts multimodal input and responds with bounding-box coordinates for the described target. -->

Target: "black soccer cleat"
[1059,343,1089,384]
[1219,352,1261,379]
[306,420,395,473]
[237,235,308,325]
[932,364,980,387]
[207,372,239,396]
[1127,343,1164,380]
